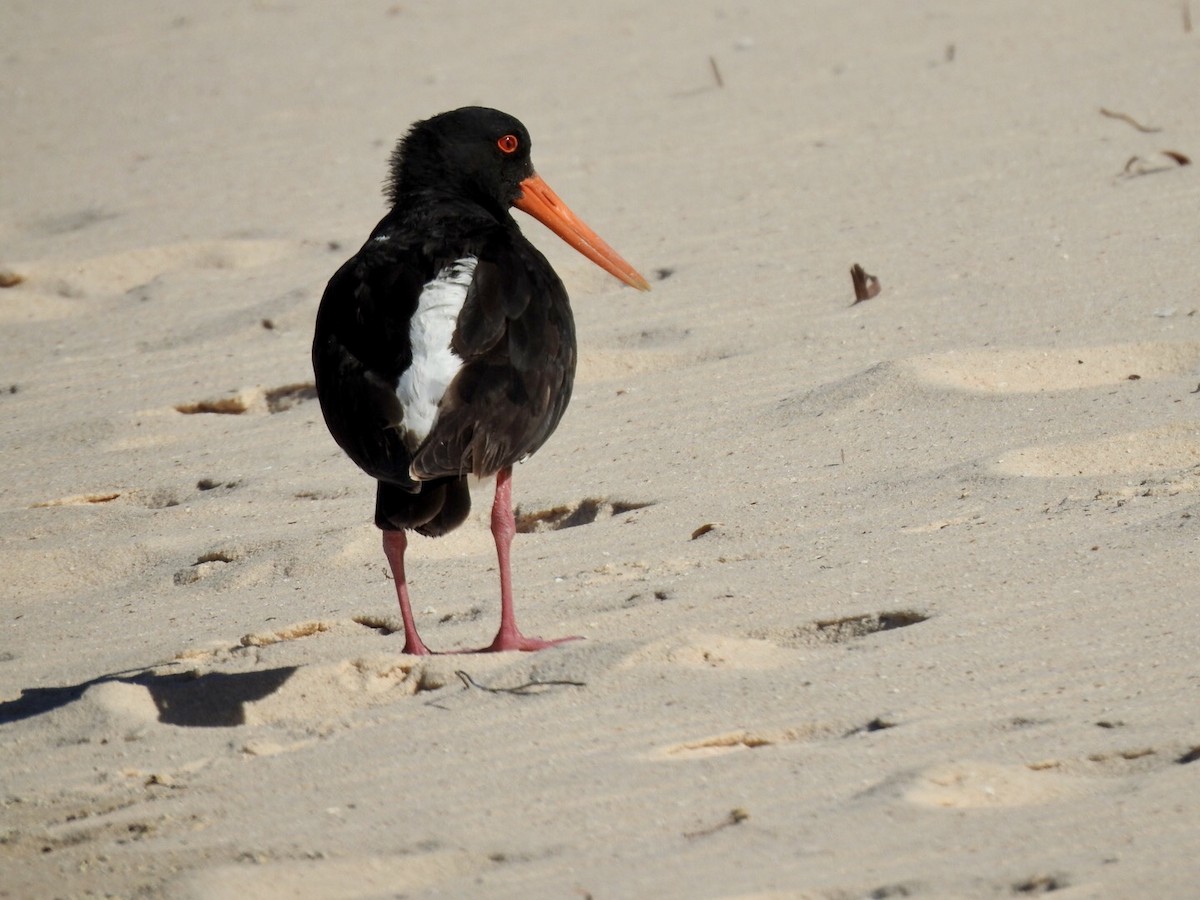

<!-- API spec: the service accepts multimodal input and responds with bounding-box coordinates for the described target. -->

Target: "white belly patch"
[395,256,477,449]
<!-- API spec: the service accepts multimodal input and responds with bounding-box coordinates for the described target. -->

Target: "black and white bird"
[313,107,649,654]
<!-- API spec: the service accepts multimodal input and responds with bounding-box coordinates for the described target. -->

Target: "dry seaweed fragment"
[1120,151,1192,178]
[850,263,881,304]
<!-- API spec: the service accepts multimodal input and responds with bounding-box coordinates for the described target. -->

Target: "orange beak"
[514,174,651,291]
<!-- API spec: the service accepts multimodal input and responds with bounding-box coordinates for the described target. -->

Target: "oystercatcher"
[313,107,649,654]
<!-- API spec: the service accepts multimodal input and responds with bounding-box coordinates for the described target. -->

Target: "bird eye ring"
[497,134,519,154]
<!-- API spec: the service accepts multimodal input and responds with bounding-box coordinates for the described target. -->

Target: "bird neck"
[389,184,513,231]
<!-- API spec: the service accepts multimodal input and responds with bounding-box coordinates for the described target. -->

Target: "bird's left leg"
[477,466,581,652]
[381,529,434,656]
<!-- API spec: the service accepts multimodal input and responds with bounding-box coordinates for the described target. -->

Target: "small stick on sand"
[684,808,750,840]
[709,56,724,88]
[455,670,586,695]
[1100,107,1162,133]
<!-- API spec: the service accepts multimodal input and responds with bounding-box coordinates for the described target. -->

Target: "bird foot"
[398,632,582,655]
[473,631,583,653]
[400,637,434,656]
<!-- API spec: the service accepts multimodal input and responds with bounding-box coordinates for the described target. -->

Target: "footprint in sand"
[894,743,1188,810]
[619,631,804,671]
[992,421,1200,479]
[174,851,481,900]
[787,343,1200,499]
[574,323,719,384]
[787,341,1200,420]
[638,618,926,761]
[172,542,296,590]
[575,347,695,384]
[16,788,175,859]
[749,610,929,650]
[902,341,1200,394]
[895,761,1090,808]
[903,343,1200,483]
[0,239,299,323]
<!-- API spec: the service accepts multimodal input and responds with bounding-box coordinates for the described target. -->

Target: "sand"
[3,1,1199,897]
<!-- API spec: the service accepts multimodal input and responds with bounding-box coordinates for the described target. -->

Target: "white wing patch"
[395,256,478,448]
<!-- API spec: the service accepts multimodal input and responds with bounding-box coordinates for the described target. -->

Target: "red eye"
[497,134,519,155]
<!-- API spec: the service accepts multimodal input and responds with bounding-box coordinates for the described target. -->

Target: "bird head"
[387,107,649,291]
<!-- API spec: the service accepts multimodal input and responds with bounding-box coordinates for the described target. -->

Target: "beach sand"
[3,2,1199,897]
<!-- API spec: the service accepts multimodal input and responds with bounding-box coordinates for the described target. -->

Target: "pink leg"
[477,467,581,653]
[381,530,432,656]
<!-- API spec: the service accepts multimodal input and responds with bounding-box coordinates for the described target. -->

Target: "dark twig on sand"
[454,670,586,695]
[709,56,724,88]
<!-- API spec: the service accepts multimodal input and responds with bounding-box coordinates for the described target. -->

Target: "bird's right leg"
[381,529,433,656]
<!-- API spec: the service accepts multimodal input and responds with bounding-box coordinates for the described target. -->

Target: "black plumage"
[312,107,648,654]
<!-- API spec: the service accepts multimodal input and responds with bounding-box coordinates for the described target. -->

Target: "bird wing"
[410,234,577,481]
[312,238,428,489]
